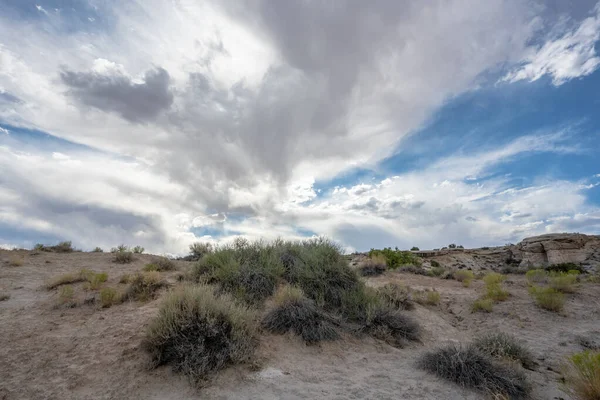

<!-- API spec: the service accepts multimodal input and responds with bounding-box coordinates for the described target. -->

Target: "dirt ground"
[1,249,599,400]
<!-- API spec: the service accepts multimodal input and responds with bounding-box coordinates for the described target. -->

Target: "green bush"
[482,272,506,286]
[99,287,121,308]
[143,284,258,384]
[561,350,600,400]
[529,286,565,312]
[485,283,510,302]
[359,255,387,276]
[188,242,213,261]
[132,246,145,254]
[114,251,134,264]
[411,246,420,251]
[367,247,421,269]
[429,266,445,277]
[92,247,104,253]
[472,298,494,313]
[546,263,585,274]
[549,272,579,293]
[125,271,166,301]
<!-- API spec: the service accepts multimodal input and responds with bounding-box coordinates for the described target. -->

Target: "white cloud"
[0,1,598,252]
[502,3,600,85]
[0,127,9,135]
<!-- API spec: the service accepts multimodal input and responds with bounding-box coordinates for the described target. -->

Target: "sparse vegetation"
[111,244,129,253]
[114,251,134,264]
[262,285,339,344]
[143,284,258,384]
[429,266,445,277]
[483,272,506,286]
[561,350,600,400]
[92,247,104,253]
[57,285,77,307]
[46,270,88,290]
[360,306,421,347]
[124,271,166,301]
[549,271,579,293]
[418,344,531,399]
[367,247,421,269]
[0,293,10,301]
[84,272,108,290]
[485,283,510,302]
[119,274,131,284]
[187,242,213,261]
[8,255,24,266]
[132,246,145,254]
[529,286,565,312]
[526,269,548,284]
[547,263,585,274]
[413,289,440,306]
[143,263,158,272]
[359,255,387,276]
[473,332,535,369]
[472,298,494,313]
[99,287,121,308]
[377,283,414,310]
[454,270,474,287]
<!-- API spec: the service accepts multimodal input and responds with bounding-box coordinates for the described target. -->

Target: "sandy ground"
[1,249,599,400]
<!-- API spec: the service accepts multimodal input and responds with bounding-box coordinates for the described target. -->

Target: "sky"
[1,0,600,254]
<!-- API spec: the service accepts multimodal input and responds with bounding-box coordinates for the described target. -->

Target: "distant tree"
[457,245,464,249]
[411,246,420,251]
[448,244,457,249]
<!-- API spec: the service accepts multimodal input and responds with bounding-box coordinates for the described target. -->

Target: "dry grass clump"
[418,344,531,399]
[472,298,494,313]
[359,255,387,277]
[454,270,475,287]
[119,274,131,284]
[360,306,421,348]
[8,255,24,266]
[483,272,506,286]
[46,270,89,290]
[0,293,10,301]
[529,286,565,312]
[84,272,108,290]
[413,289,440,306]
[262,285,339,344]
[473,332,535,369]
[144,257,176,272]
[142,284,258,385]
[486,283,510,302]
[57,285,77,308]
[561,350,600,400]
[377,283,414,310]
[124,271,167,301]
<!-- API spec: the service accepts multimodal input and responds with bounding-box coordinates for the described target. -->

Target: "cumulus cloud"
[502,3,600,85]
[0,1,599,252]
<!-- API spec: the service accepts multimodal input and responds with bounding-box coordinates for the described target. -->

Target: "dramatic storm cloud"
[1,0,599,253]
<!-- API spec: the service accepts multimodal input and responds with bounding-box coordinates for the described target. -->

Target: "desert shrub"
[57,285,77,307]
[143,263,158,272]
[8,256,24,266]
[368,247,421,269]
[549,272,579,293]
[486,283,510,302]
[547,263,585,274]
[473,332,535,369]
[0,293,10,301]
[377,283,414,310]
[361,306,421,347]
[85,272,108,290]
[413,289,440,306]
[454,270,474,287]
[526,269,548,284]
[132,246,144,254]
[124,271,166,301]
[431,260,441,268]
[114,251,134,264]
[111,244,128,253]
[359,255,387,276]
[398,264,428,275]
[152,257,176,271]
[483,273,506,286]
[561,350,600,400]
[430,266,445,277]
[188,242,213,261]
[262,285,339,344]
[143,284,258,384]
[529,286,565,312]
[99,287,121,308]
[418,344,531,399]
[472,298,494,313]
[52,241,74,253]
[119,274,131,284]
[33,243,45,251]
[411,246,420,251]
[92,247,103,253]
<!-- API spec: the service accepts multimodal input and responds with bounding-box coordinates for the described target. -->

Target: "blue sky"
[1,1,600,254]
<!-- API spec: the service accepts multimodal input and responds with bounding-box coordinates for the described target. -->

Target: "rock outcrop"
[511,233,600,270]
